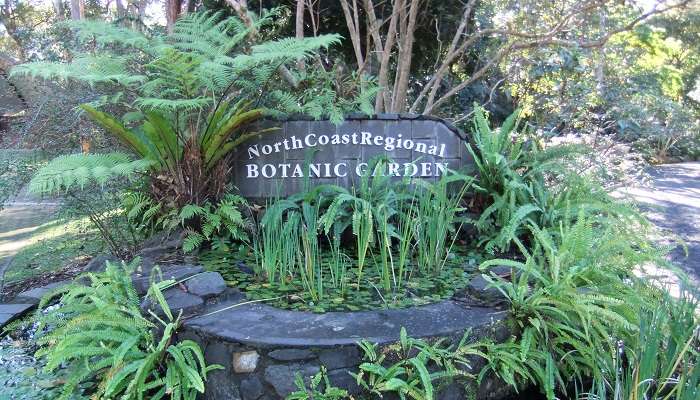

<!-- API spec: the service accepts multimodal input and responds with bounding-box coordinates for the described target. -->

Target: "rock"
[132,264,204,295]
[13,281,70,305]
[318,346,361,370]
[84,254,120,272]
[240,375,264,400]
[264,364,320,398]
[140,228,184,250]
[463,275,508,306]
[204,341,232,366]
[267,349,316,362]
[185,272,226,298]
[233,351,260,373]
[141,287,203,318]
[204,374,242,400]
[327,368,362,396]
[437,384,466,400]
[0,303,34,328]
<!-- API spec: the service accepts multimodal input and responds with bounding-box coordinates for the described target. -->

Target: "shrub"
[478,208,668,399]
[466,106,639,254]
[34,259,220,400]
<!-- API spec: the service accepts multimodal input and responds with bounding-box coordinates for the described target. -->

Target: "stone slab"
[0,303,34,328]
[231,116,474,199]
[132,264,204,295]
[141,287,204,318]
[13,280,70,304]
[184,300,506,347]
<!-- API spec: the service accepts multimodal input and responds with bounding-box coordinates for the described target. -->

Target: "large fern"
[28,152,153,195]
[466,106,622,253]
[35,259,220,400]
[478,211,665,399]
[13,10,375,213]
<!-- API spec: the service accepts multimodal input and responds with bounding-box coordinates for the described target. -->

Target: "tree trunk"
[52,0,64,20]
[186,0,196,13]
[115,0,126,18]
[295,0,305,70]
[364,0,401,113]
[70,0,84,20]
[166,0,183,34]
[390,0,420,112]
[595,11,607,97]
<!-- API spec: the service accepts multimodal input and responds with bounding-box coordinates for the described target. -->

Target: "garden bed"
[180,288,511,400]
[200,249,482,312]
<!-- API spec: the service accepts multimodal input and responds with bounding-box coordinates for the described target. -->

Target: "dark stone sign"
[230,114,473,198]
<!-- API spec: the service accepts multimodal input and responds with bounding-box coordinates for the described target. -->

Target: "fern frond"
[28,153,152,195]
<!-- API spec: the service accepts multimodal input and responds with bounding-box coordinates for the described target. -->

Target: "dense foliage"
[15,10,375,211]
[1,2,698,400]
[34,259,220,400]
[0,149,43,210]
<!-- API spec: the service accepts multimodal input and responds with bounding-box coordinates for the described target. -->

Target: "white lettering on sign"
[245,162,450,179]
[247,132,446,160]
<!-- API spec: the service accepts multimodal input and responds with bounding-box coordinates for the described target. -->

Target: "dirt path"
[0,187,59,283]
[623,162,700,285]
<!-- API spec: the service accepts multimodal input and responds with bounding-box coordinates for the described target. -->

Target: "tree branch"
[419,0,691,115]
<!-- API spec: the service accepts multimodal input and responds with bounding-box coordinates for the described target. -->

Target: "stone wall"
[179,285,513,400]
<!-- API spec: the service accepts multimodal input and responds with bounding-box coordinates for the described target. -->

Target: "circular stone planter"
[179,289,513,400]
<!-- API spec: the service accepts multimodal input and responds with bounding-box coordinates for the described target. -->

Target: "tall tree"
[70,0,84,20]
[115,0,127,18]
[337,0,693,115]
[166,0,183,33]
[52,0,64,20]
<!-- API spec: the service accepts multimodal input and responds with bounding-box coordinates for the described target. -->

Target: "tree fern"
[13,10,375,216]
[28,153,153,195]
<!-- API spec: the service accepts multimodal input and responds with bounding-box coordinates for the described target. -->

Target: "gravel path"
[623,162,700,284]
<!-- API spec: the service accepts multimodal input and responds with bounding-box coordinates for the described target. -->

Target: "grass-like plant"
[298,203,324,302]
[477,210,667,399]
[584,283,699,400]
[248,158,475,302]
[34,259,220,400]
[413,173,473,274]
[352,327,481,400]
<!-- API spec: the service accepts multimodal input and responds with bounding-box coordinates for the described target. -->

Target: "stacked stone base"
[180,297,513,400]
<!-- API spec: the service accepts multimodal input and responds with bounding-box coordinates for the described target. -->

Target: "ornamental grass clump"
[413,173,473,274]
[243,157,474,308]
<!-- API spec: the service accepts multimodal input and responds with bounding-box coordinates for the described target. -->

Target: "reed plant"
[326,228,351,296]
[251,157,473,302]
[297,203,324,302]
[413,173,473,274]
[256,205,300,285]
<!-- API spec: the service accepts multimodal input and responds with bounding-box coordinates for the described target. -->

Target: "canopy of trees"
[1,0,698,161]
